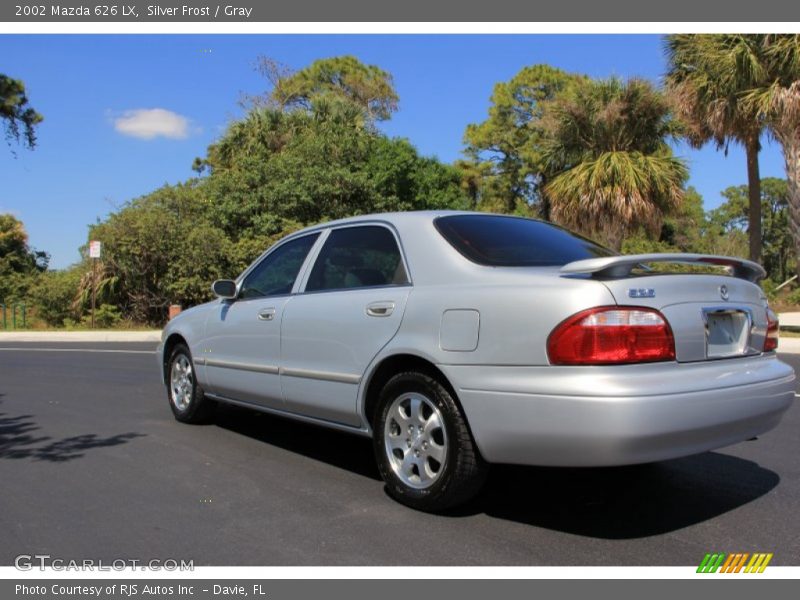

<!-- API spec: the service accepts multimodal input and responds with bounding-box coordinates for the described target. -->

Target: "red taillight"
[548,306,676,365]
[764,308,779,352]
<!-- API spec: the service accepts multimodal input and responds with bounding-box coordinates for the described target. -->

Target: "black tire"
[166,343,215,423]
[373,371,488,511]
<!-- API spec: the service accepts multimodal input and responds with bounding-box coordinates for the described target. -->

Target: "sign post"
[88,240,102,329]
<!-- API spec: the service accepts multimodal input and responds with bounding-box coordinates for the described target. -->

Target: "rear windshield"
[434,214,615,267]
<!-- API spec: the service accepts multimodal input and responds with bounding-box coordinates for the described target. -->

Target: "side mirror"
[212,279,237,300]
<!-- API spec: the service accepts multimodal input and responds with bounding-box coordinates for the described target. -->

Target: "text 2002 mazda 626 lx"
[158,212,795,511]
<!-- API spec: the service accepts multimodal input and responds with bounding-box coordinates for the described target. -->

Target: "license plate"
[705,309,751,358]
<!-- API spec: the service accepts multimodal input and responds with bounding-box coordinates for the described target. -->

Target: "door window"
[239,233,320,299]
[305,226,408,292]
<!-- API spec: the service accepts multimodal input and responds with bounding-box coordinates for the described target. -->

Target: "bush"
[27,268,81,326]
[761,279,779,302]
[784,287,800,306]
[621,235,676,255]
[82,303,122,328]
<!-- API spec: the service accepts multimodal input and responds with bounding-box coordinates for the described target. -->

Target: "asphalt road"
[1,342,798,566]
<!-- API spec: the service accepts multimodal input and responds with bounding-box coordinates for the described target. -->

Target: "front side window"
[239,233,320,299]
[305,226,408,292]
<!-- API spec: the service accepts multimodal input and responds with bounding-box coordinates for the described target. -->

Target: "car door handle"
[366,301,395,317]
[257,308,276,321]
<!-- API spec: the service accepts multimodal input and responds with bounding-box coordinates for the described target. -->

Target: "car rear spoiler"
[560,253,766,283]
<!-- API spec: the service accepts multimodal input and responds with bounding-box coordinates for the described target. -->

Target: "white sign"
[89,240,102,259]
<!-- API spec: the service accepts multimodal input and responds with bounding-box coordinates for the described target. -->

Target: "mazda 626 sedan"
[158,212,795,511]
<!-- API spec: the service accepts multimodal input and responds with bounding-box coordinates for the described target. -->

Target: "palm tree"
[664,34,768,264]
[542,78,688,250]
[739,35,800,277]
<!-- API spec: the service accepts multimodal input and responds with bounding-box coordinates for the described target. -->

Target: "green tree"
[85,55,475,324]
[204,97,379,233]
[0,214,48,301]
[254,55,399,122]
[90,92,468,324]
[710,178,794,282]
[541,78,688,250]
[87,182,229,324]
[735,35,800,278]
[452,159,488,210]
[463,65,584,215]
[623,186,756,260]
[366,136,468,213]
[659,186,709,252]
[665,34,771,264]
[203,96,467,236]
[1,74,43,151]
[28,268,82,326]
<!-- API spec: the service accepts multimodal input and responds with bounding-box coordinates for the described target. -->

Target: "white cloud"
[113,108,195,140]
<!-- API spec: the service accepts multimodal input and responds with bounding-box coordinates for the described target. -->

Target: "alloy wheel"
[383,392,448,489]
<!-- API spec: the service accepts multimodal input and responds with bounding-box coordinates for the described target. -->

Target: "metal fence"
[0,302,27,329]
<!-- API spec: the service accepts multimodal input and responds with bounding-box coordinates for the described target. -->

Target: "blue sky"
[0,34,788,269]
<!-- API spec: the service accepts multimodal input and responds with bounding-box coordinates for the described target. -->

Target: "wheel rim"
[170,354,194,411]
[383,392,448,490]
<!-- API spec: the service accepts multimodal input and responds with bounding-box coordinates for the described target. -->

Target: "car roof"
[289,210,476,236]
[276,211,565,287]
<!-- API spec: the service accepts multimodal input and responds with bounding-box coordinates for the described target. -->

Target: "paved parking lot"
[1,342,798,565]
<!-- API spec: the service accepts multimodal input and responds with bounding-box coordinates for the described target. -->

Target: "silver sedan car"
[158,211,795,510]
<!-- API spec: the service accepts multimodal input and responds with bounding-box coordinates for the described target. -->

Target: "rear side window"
[239,233,320,299]
[306,226,408,292]
[435,214,614,267]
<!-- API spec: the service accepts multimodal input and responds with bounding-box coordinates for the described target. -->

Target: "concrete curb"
[0,331,162,342]
[779,312,800,328]
[777,337,800,355]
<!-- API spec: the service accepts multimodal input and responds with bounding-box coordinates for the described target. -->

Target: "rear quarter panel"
[381,273,617,366]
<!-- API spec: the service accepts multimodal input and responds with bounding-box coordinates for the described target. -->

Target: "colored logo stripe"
[697,553,726,573]
[745,553,773,573]
[720,553,749,573]
[697,552,773,573]
[720,554,736,572]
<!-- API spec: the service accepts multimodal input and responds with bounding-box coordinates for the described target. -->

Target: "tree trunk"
[539,175,552,221]
[779,132,800,279]
[745,138,762,264]
[605,220,626,253]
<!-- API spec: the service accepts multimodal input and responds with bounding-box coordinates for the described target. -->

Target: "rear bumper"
[441,355,795,466]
